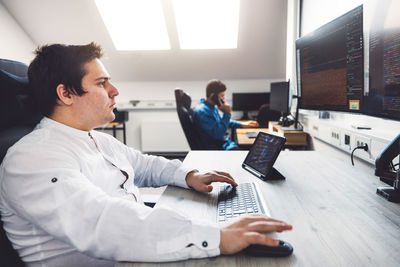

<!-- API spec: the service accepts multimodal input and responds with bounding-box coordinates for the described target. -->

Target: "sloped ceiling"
[1,0,287,81]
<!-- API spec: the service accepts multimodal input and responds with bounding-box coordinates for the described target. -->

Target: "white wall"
[300,0,364,36]
[112,79,284,151]
[0,2,35,63]
[114,79,281,102]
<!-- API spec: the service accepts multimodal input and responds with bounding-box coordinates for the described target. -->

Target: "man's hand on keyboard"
[185,170,238,192]
[219,214,292,254]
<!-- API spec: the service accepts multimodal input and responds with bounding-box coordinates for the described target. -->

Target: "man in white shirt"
[0,43,292,266]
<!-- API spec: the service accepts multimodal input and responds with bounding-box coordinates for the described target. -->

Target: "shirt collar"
[37,117,92,140]
[201,98,215,109]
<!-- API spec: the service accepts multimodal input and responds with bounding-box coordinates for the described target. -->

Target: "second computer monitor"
[295,5,363,112]
[270,81,290,116]
[232,92,270,120]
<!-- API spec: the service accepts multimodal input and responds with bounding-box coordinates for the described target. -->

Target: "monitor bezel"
[232,92,270,112]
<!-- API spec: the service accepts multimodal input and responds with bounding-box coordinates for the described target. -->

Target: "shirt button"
[51,177,58,183]
[202,241,208,247]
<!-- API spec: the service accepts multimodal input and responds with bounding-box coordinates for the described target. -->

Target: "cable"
[351,144,369,166]
[393,162,399,171]
[390,161,395,171]
[288,112,304,129]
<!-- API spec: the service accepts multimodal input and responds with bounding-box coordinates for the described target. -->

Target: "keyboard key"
[217,182,267,222]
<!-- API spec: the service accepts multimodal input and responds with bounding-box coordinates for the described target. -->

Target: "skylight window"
[94,0,170,50]
[172,0,240,49]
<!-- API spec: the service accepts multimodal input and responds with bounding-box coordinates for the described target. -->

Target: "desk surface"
[118,150,400,267]
[235,128,271,146]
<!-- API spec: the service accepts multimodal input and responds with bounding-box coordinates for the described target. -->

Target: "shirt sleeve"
[194,109,231,140]
[0,145,220,262]
[229,119,242,129]
[123,146,193,189]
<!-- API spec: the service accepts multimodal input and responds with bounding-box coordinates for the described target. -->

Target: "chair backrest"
[256,104,282,127]
[174,89,206,150]
[0,58,42,267]
[112,108,129,123]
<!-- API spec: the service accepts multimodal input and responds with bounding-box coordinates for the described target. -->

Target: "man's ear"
[56,84,73,105]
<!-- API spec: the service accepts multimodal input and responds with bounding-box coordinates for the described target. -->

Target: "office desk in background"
[117,150,400,267]
[97,122,127,144]
[235,127,270,146]
[268,121,308,147]
[235,125,308,148]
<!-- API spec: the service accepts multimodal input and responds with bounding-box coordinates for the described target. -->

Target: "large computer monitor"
[364,0,400,121]
[270,82,290,115]
[270,81,291,126]
[296,5,364,112]
[232,92,270,120]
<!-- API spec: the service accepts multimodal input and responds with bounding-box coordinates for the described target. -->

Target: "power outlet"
[331,131,340,139]
[344,134,350,145]
[331,128,341,146]
[340,131,352,151]
[353,135,371,160]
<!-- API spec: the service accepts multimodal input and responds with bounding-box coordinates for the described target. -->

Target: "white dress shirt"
[0,117,220,264]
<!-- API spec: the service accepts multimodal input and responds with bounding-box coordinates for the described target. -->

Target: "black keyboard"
[245,132,258,138]
[217,182,270,222]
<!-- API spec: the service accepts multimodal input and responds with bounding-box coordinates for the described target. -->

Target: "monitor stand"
[290,95,303,131]
[276,96,304,131]
[277,116,302,131]
[266,167,285,180]
[281,125,303,131]
[277,115,294,127]
[240,110,251,120]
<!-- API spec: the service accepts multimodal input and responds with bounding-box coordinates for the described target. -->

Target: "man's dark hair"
[206,79,227,97]
[28,42,103,116]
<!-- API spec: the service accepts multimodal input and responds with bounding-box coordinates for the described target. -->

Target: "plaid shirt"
[193,98,241,150]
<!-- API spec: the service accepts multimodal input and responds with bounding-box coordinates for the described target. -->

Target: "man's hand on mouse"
[241,121,259,128]
[185,170,238,192]
[219,214,293,255]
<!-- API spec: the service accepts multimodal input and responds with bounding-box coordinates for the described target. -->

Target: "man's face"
[72,58,119,130]
[218,91,226,101]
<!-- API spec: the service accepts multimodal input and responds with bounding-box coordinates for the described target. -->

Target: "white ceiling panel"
[1,0,287,81]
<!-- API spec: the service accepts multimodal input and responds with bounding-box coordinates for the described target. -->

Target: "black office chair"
[174,89,224,150]
[0,58,42,267]
[174,89,204,150]
[256,104,282,128]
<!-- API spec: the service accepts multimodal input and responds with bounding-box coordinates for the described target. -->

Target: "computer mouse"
[243,240,293,257]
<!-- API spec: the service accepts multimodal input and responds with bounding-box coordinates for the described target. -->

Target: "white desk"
[117,150,400,266]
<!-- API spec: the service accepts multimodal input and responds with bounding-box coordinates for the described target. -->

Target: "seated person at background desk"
[194,79,259,150]
[0,43,292,266]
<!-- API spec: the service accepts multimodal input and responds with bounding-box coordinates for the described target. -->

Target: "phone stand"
[277,116,294,127]
[240,110,251,120]
[266,167,285,180]
[376,184,400,202]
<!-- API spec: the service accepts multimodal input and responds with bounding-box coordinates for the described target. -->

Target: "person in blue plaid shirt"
[194,79,259,150]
